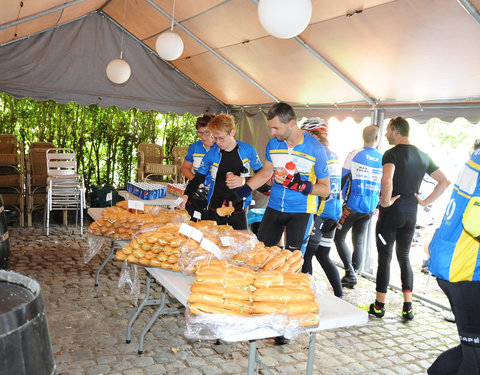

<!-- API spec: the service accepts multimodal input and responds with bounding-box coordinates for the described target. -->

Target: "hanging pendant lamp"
[106,0,131,84]
[155,0,184,61]
[257,0,312,39]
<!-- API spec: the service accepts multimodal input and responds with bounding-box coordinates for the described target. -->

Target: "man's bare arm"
[416,169,451,207]
[312,176,330,197]
[379,163,397,207]
[181,160,195,181]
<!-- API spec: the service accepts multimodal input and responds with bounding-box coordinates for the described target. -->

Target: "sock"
[403,302,412,311]
[375,300,385,309]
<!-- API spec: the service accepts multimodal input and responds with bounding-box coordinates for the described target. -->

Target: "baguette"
[253,302,287,315]
[286,250,303,265]
[189,303,245,316]
[188,294,224,306]
[253,288,315,303]
[286,301,319,314]
[254,271,284,288]
[216,205,234,217]
[286,258,304,273]
[190,283,223,296]
[289,313,320,327]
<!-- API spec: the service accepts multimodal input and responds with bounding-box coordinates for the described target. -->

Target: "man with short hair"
[180,114,262,230]
[236,102,330,252]
[334,125,383,288]
[366,117,450,320]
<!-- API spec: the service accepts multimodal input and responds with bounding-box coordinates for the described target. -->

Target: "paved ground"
[5,218,459,375]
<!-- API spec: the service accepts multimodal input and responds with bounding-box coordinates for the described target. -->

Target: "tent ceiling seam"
[0,0,86,31]
[249,0,377,108]
[100,10,228,113]
[144,0,279,103]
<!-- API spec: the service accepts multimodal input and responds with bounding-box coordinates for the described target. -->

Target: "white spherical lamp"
[258,0,312,39]
[155,31,184,61]
[106,58,131,84]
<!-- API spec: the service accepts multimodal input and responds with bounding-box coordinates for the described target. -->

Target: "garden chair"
[137,143,176,182]
[45,148,86,236]
[0,134,25,226]
[26,142,55,226]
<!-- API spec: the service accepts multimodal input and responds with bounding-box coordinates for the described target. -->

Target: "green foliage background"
[0,93,197,189]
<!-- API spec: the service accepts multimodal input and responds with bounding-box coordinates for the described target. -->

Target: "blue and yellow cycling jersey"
[266,132,329,214]
[428,149,480,282]
[197,141,262,209]
[185,140,212,185]
[317,146,342,221]
[342,147,383,214]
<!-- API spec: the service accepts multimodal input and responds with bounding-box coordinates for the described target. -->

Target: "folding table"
[127,267,369,375]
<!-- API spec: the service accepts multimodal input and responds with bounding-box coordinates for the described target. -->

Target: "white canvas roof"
[1,0,480,121]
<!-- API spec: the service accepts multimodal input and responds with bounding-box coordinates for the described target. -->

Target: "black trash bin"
[0,270,56,375]
[0,194,9,269]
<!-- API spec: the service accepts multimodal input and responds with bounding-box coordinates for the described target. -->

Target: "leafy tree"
[0,93,197,189]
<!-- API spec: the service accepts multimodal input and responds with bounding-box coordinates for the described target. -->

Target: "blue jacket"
[197,141,263,209]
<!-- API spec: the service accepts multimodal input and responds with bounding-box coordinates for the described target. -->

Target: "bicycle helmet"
[301,117,328,135]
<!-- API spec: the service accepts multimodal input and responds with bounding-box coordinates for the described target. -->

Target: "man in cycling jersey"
[334,125,383,288]
[181,114,215,221]
[235,102,330,252]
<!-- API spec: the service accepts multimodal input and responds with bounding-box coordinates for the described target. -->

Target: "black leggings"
[428,279,480,375]
[334,206,373,271]
[302,216,343,298]
[375,206,416,293]
[257,207,313,250]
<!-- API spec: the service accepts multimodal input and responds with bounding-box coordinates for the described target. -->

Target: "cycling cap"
[301,117,328,134]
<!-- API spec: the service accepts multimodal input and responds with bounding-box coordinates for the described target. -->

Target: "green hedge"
[0,93,197,189]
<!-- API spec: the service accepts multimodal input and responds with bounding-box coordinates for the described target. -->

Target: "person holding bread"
[300,118,343,299]
[179,114,262,230]
[181,113,216,222]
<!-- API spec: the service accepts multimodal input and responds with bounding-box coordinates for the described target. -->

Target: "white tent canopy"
[1,0,480,122]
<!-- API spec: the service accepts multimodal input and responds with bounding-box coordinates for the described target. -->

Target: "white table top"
[146,267,368,342]
[87,207,105,222]
[118,190,178,207]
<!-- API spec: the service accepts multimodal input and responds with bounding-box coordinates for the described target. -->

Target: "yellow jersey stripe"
[450,230,479,282]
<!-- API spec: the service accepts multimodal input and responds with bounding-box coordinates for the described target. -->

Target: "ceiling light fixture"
[106,0,131,84]
[257,0,312,39]
[155,0,184,61]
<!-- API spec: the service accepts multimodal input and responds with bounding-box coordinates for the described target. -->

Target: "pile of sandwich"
[88,201,190,240]
[115,221,259,272]
[231,246,304,273]
[188,260,319,327]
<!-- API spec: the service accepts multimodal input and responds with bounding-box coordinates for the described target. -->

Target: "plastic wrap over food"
[184,307,305,340]
[185,263,326,341]
[88,202,190,239]
[84,233,108,264]
[118,260,141,306]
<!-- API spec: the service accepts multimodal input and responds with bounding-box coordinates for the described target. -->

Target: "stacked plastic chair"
[137,143,176,182]
[45,148,86,236]
[0,134,25,226]
[25,142,55,226]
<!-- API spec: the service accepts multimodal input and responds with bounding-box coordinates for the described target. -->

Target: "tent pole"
[145,0,279,103]
[457,0,480,24]
[0,0,86,31]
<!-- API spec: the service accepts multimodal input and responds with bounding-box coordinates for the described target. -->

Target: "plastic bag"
[118,260,141,306]
[84,233,108,264]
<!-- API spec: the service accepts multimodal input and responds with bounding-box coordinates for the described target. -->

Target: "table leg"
[127,274,152,343]
[247,340,257,375]
[306,331,316,375]
[95,240,115,286]
[138,286,167,354]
